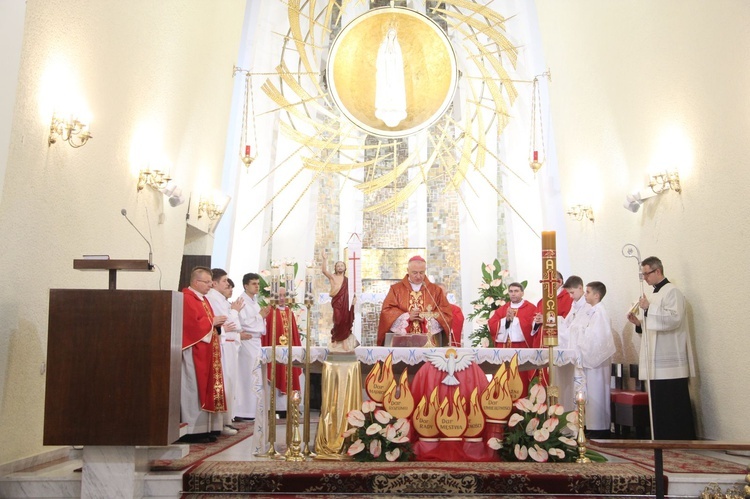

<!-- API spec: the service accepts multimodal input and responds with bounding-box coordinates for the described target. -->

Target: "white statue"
[375,28,407,127]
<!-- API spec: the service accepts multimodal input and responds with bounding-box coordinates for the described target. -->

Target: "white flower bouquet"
[342,400,414,462]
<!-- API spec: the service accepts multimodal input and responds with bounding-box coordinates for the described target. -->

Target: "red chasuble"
[488,300,536,348]
[377,275,453,346]
[182,288,227,413]
[263,306,302,394]
[330,276,355,342]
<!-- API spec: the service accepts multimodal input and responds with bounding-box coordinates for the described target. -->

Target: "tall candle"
[541,231,558,347]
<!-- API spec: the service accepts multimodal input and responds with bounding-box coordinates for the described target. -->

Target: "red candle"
[245,145,251,156]
[533,150,538,161]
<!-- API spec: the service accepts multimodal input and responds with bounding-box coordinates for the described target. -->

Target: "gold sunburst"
[244,0,538,240]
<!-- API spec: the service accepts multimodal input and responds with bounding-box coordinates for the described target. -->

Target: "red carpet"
[183,460,656,495]
[588,442,748,474]
[150,422,254,471]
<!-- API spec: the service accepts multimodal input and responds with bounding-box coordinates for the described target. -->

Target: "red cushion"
[610,388,623,402]
[613,390,649,405]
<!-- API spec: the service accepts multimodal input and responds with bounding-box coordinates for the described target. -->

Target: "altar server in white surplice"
[575,281,616,438]
[206,268,243,435]
[555,275,590,411]
[234,272,268,421]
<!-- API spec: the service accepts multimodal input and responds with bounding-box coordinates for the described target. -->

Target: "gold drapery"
[314,353,363,459]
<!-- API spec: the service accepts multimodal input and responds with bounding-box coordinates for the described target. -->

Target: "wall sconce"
[198,195,227,220]
[48,113,92,148]
[648,171,681,194]
[137,169,172,192]
[566,204,594,222]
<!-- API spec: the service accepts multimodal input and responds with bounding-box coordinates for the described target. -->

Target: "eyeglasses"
[643,269,658,276]
[196,279,212,284]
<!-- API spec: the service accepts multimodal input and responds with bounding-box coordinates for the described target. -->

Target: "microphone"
[121,209,154,269]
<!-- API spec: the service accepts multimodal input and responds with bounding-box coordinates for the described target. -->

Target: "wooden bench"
[590,439,750,499]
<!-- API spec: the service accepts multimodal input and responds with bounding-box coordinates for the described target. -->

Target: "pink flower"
[529,383,546,405]
[514,444,528,460]
[487,437,503,450]
[525,417,540,436]
[385,448,401,461]
[386,423,410,443]
[542,417,559,432]
[566,410,578,423]
[548,404,564,417]
[474,304,482,311]
[508,413,524,427]
[533,403,548,415]
[346,410,365,427]
[502,269,510,277]
[479,282,490,290]
[559,436,576,446]
[549,447,565,459]
[498,300,507,307]
[515,398,533,413]
[374,409,393,424]
[346,439,364,456]
[341,427,357,438]
[480,337,490,348]
[362,400,377,413]
[369,439,382,458]
[533,428,550,442]
[366,423,383,435]
[392,418,410,433]
[483,296,494,305]
[494,299,504,306]
[484,264,496,273]
[529,444,549,462]
[475,317,488,327]
[260,269,270,276]
[490,278,502,287]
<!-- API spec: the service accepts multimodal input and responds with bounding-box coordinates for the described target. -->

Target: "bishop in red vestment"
[377,256,453,346]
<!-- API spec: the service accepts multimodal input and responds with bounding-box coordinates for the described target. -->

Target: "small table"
[590,439,750,499]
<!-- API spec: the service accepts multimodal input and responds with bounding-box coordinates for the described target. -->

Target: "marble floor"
[1,421,748,498]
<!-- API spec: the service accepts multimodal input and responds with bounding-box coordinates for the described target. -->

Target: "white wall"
[537,0,750,440]
[0,0,245,465]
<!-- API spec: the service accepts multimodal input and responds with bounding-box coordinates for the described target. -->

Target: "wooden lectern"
[44,260,182,446]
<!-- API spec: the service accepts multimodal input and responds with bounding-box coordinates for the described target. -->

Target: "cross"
[540,269,557,296]
[348,251,360,294]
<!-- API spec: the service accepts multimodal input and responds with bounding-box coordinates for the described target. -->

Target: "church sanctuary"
[2,0,750,498]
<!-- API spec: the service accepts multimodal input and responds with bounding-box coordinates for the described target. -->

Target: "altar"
[249,346,579,456]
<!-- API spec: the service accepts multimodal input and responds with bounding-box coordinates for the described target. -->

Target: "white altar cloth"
[249,347,579,454]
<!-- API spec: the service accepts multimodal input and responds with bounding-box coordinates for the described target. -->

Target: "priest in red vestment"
[488,282,536,395]
[262,287,302,404]
[377,255,453,346]
[181,266,228,443]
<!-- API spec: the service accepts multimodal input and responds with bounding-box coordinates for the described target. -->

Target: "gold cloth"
[314,353,363,459]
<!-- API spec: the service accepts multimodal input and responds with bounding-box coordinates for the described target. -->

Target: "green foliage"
[467,259,527,347]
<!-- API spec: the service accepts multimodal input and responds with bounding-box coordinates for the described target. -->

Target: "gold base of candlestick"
[575,395,591,464]
[284,391,305,462]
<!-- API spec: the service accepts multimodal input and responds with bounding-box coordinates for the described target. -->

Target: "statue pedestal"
[314,353,362,459]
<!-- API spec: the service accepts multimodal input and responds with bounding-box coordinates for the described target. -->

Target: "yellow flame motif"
[480,362,513,421]
[365,353,395,403]
[383,368,415,419]
[413,386,440,438]
[507,353,524,401]
[464,387,486,438]
[437,388,468,438]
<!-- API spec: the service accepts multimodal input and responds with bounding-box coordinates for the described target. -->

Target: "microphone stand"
[622,243,655,439]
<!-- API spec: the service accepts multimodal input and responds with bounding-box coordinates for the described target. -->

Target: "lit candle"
[576,390,585,403]
[533,150,538,161]
[285,263,293,292]
[245,145,251,156]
